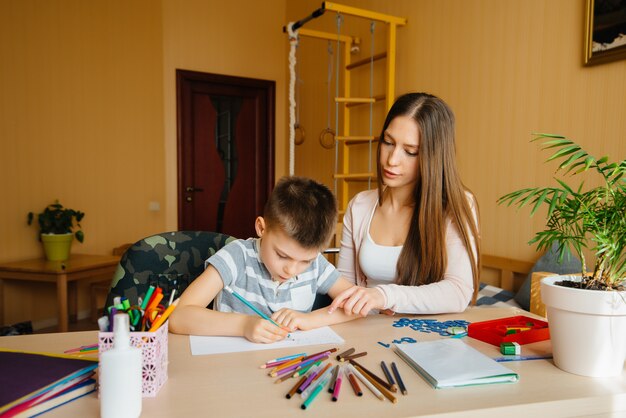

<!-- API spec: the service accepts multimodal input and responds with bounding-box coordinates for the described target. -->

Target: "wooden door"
[177,70,274,239]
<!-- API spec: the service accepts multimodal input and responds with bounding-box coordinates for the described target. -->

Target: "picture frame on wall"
[584,0,626,65]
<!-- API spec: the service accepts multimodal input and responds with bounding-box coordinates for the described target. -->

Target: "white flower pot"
[541,275,626,377]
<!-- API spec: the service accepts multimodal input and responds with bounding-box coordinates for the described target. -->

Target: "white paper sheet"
[189,326,344,356]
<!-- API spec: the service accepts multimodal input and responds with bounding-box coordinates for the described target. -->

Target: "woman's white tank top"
[358,202,402,287]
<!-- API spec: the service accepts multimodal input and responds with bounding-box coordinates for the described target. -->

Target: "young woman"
[329,93,481,316]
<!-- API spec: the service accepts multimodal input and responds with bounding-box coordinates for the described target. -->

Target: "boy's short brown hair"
[263,176,337,249]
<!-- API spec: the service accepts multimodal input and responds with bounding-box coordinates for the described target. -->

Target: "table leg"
[68,281,78,323]
[57,273,68,332]
[0,278,4,326]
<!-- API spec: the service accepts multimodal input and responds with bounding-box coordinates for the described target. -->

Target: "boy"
[169,176,357,343]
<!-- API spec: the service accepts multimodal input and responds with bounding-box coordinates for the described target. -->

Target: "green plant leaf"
[530,189,549,216]
[546,145,580,162]
[539,139,573,150]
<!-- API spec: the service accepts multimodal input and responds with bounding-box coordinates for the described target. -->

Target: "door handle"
[186,186,204,192]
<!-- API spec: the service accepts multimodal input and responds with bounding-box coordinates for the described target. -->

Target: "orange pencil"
[145,291,163,318]
[148,299,179,332]
[268,356,306,375]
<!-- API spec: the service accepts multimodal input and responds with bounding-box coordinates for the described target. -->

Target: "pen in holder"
[98,321,169,397]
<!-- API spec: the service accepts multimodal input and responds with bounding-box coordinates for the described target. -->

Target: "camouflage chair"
[104,231,235,311]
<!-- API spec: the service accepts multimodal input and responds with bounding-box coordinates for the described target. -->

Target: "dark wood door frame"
[176,69,275,231]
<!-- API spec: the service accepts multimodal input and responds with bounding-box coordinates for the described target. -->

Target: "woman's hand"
[327,286,385,317]
[271,308,311,331]
[242,316,288,343]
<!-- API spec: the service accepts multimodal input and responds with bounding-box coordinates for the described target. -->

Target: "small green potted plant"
[27,201,85,261]
[498,133,625,377]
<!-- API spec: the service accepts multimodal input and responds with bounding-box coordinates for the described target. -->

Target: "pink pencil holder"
[98,321,169,397]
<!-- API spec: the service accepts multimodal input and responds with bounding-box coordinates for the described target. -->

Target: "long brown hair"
[376,93,481,302]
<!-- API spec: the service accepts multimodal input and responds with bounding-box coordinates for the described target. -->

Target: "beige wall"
[0,0,166,325]
[0,0,287,326]
[287,0,626,262]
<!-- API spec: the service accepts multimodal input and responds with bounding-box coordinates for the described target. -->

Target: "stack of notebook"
[0,349,98,417]
[394,339,519,389]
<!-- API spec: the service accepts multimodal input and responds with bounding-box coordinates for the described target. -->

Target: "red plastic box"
[467,315,550,347]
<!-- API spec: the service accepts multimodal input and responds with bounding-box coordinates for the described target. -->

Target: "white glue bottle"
[100,313,142,418]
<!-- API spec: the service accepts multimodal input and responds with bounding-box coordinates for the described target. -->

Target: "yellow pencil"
[149,299,179,332]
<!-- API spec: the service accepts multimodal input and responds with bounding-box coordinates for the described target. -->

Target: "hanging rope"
[319,41,336,149]
[294,39,305,146]
[287,22,298,176]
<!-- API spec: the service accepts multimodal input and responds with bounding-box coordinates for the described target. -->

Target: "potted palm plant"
[27,201,85,261]
[498,133,625,377]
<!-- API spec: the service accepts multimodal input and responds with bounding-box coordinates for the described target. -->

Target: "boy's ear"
[254,216,266,237]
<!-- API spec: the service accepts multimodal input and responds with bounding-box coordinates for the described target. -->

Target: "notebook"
[10,376,96,418]
[393,339,519,389]
[0,349,98,415]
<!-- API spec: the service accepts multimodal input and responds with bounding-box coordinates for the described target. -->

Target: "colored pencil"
[144,291,164,319]
[274,371,297,384]
[349,359,396,392]
[332,366,343,401]
[148,299,179,332]
[310,363,332,384]
[300,378,325,409]
[347,370,363,396]
[273,355,327,377]
[63,344,98,354]
[262,352,306,367]
[168,289,177,306]
[391,362,407,395]
[336,347,355,360]
[342,351,367,361]
[328,364,340,393]
[223,286,290,333]
[347,364,383,401]
[353,364,397,404]
[268,356,305,375]
[297,364,323,393]
[286,376,307,399]
[300,367,332,399]
[291,359,322,378]
[380,361,398,391]
[303,348,337,361]
[140,285,155,310]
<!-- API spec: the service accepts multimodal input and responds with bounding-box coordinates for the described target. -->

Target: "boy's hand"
[242,316,289,343]
[271,308,312,331]
[327,286,385,317]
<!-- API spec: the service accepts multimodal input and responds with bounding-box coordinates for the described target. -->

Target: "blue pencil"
[223,286,288,332]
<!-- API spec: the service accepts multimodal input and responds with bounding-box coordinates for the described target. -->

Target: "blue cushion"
[513,243,582,311]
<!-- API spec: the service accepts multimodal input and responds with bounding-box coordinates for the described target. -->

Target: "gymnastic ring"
[294,124,305,145]
[319,128,335,149]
